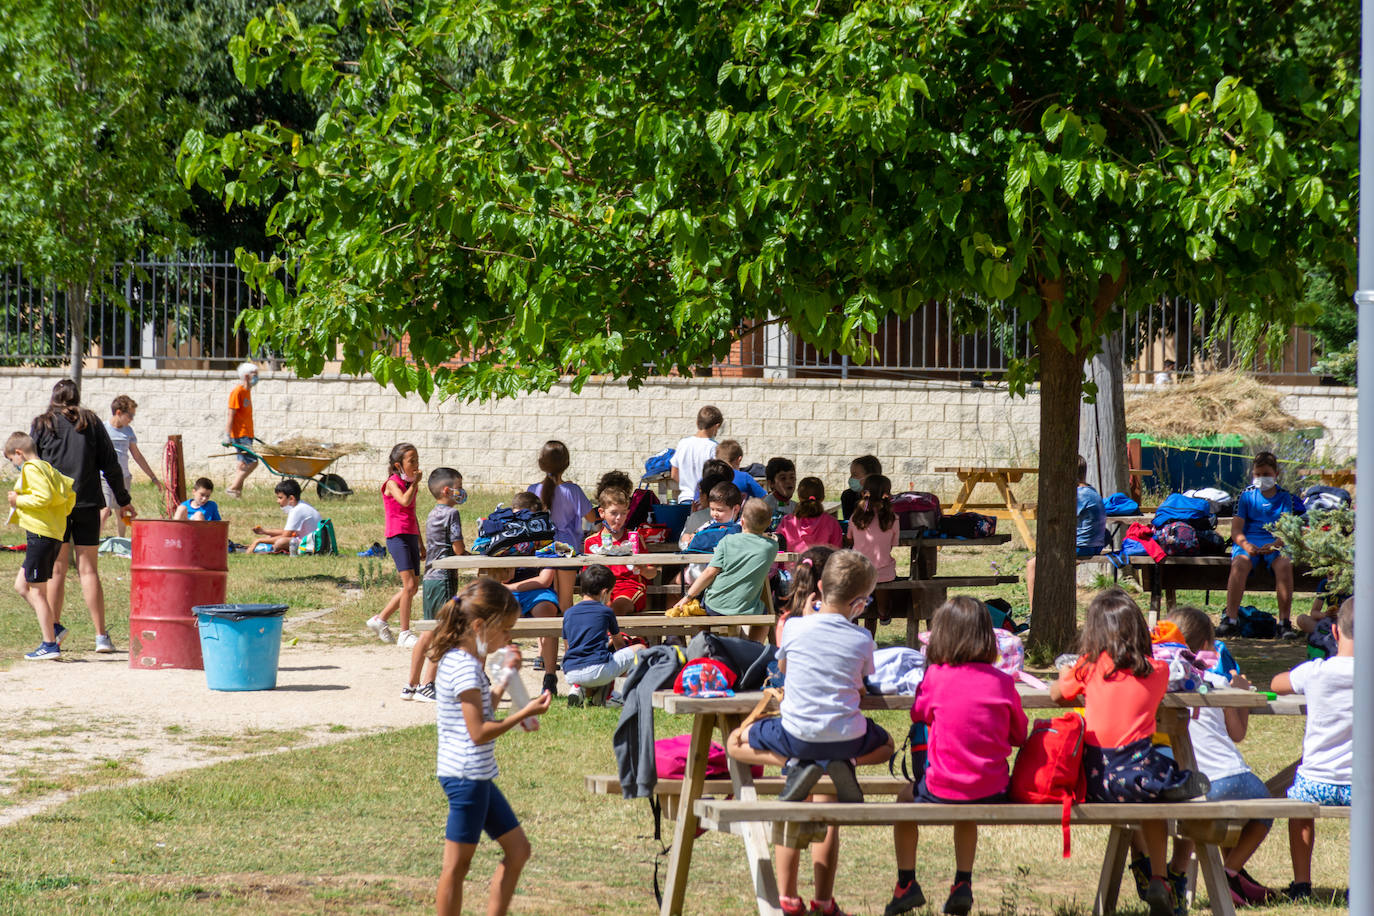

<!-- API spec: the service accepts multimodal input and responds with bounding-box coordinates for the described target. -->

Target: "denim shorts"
[1287,772,1351,807]
[1207,770,1274,826]
[386,534,421,573]
[439,777,520,844]
[231,436,258,467]
[747,717,890,766]
[514,587,560,616]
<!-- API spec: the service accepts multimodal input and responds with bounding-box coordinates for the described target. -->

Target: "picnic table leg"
[721,713,784,916]
[1093,825,1130,916]
[947,475,975,514]
[1159,711,1238,916]
[994,476,1036,550]
[661,712,715,916]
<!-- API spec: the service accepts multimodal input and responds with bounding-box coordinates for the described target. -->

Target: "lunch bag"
[1010,713,1087,857]
[892,491,942,534]
[937,512,996,539]
[685,521,741,553]
[473,506,556,556]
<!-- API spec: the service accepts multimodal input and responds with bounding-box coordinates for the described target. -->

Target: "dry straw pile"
[258,437,370,460]
[1126,371,1315,440]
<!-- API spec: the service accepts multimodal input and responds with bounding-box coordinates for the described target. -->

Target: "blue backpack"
[685,521,741,553]
[473,506,556,556]
[1152,493,1215,530]
[643,448,675,479]
[1103,492,1140,516]
[1237,605,1278,639]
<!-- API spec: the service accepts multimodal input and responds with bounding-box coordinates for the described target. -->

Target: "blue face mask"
[248,375,259,387]
[848,477,862,492]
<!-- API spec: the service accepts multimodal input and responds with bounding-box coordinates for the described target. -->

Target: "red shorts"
[611,578,647,612]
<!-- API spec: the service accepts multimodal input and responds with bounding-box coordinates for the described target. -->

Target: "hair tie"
[800,558,813,568]
[805,495,819,501]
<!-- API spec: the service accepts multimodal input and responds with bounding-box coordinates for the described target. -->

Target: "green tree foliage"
[1273,508,1354,595]
[0,0,196,385]
[180,0,1357,651]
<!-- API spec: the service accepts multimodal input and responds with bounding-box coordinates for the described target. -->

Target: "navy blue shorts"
[23,533,61,583]
[386,534,421,573]
[439,777,520,844]
[915,778,1009,804]
[747,717,890,766]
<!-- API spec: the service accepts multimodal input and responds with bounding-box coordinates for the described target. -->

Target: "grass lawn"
[0,483,1351,914]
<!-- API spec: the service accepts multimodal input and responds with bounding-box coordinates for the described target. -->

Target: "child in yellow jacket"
[6,432,76,660]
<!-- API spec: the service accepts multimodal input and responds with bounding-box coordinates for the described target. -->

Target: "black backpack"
[474,506,556,556]
[685,632,776,690]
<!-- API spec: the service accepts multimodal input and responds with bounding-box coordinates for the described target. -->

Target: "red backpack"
[1010,713,1086,857]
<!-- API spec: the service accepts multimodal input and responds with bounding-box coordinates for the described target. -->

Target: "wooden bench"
[413,613,775,638]
[1126,555,1324,617]
[864,575,1019,643]
[584,773,912,821]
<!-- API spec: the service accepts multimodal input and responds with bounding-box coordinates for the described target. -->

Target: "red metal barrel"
[129,520,229,670]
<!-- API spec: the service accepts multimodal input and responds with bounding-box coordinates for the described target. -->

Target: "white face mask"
[1253,476,1277,491]
[474,632,489,657]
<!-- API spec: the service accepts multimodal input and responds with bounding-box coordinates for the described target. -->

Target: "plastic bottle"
[489,647,539,731]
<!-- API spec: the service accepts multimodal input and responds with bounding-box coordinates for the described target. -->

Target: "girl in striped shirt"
[431,578,552,916]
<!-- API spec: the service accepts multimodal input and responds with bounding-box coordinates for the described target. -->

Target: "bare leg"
[45,542,71,627]
[609,596,636,615]
[1169,838,1193,875]
[811,821,840,901]
[485,825,531,916]
[529,600,560,673]
[1225,820,1271,871]
[228,460,256,495]
[99,506,113,535]
[71,545,107,635]
[1272,556,1294,624]
[15,570,55,643]
[408,632,433,685]
[436,840,476,916]
[379,569,421,628]
[1288,818,1314,885]
[1140,821,1169,878]
[952,823,977,872]
[894,783,921,870]
[854,734,896,767]
[1224,556,1251,620]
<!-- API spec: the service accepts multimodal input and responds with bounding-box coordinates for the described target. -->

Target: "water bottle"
[489,647,539,731]
[600,528,612,553]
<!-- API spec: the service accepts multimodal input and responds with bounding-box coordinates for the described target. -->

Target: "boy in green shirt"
[673,498,777,641]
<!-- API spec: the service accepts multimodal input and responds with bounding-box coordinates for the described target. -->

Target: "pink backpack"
[892,491,942,533]
[654,734,762,779]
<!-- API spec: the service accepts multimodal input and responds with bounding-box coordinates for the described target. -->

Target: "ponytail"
[851,474,895,531]
[537,440,571,511]
[33,379,95,434]
[793,477,826,519]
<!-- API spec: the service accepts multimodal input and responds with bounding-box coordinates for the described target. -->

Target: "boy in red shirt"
[584,486,658,613]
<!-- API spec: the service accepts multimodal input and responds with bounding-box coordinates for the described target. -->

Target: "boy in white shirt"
[1271,597,1354,901]
[669,405,722,504]
[101,395,161,536]
[248,479,321,554]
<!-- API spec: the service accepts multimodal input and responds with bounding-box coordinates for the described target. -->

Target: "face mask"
[454,487,468,505]
[248,375,259,387]
[1253,476,1277,490]
[847,477,862,492]
[475,634,489,657]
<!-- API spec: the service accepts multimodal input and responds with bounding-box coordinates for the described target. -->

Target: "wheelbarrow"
[227,438,354,500]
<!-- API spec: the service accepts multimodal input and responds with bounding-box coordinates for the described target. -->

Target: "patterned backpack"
[1154,521,1199,557]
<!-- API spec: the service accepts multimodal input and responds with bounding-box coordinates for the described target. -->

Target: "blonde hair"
[820,549,876,605]
[740,498,772,533]
[598,485,630,509]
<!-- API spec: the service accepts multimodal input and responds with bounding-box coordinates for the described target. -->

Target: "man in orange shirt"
[224,362,259,497]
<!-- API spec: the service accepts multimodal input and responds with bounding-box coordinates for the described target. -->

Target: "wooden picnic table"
[1127,555,1324,618]
[934,465,1041,549]
[1297,467,1356,490]
[432,551,796,570]
[650,687,1307,916]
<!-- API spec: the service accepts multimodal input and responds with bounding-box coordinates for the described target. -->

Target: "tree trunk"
[66,281,86,390]
[1079,334,1130,496]
[1029,314,1085,659]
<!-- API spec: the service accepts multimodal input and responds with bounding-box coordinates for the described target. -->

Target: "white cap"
[237,361,259,378]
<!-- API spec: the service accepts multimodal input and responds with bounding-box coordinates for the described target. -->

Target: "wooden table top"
[434,551,796,569]
[934,466,1041,475]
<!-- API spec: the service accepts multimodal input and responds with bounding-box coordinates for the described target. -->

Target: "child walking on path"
[1272,596,1353,902]
[431,578,552,916]
[368,443,426,647]
[726,550,893,916]
[847,475,900,622]
[888,596,1028,916]
[5,432,76,660]
[1051,588,1209,916]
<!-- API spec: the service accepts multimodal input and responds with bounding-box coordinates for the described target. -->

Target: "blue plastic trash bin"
[194,604,288,691]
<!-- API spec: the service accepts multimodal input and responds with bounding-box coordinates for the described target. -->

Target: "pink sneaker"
[1227,869,1275,905]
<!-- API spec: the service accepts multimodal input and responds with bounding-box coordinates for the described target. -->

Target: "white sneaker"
[94,634,117,654]
[397,630,418,649]
[400,684,417,701]
[366,616,394,644]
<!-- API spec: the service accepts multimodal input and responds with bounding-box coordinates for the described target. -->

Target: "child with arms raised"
[1272,596,1353,901]
[1050,588,1209,916]
[887,596,1027,916]
[727,550,893,916]
[430,578,551,916]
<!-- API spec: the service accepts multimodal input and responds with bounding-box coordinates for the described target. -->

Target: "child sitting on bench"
[561,565,640,707]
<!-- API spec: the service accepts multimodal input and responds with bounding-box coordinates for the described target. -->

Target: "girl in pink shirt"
[776,478,842,555]
[367,443,426,647]
[888,597,1027,916]
[846,474,900,623]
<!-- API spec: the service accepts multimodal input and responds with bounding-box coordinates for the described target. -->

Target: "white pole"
[1350,0,1374,906]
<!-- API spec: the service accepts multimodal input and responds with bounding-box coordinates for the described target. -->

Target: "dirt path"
[0,638,554,827]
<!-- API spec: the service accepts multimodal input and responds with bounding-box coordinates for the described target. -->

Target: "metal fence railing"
[1,253,285,371]
[1,255,1327,385]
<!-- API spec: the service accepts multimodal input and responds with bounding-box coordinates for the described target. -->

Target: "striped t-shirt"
[436,648,498,780]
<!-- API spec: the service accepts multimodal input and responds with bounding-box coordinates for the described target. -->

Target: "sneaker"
[824,759,864,804]
[366,616,394,643]
[1167,868,1188,916]
[942,880,974,915]
[415,682,437,703]
[397,630,418,649]
[779,761,824,801]
[532,657,545,671]
[884,880,927,915]
[52,622,68,645]
[1160,769,1210,801]
[94,633,116,653]
[226,488,242,499]
[1278,622,1303,640]
[24,642,60,661]
[1282,881,1311,901]
[567,687,584,708]
[780,897,808,916]
[1215,616,1239,637]
[1129,857,1153,902]
[542,673,558,698]
[1231,869,1274,904]
[400,684,418,701]
[1145,876,1175,916]
[357,541,386,557]
[809,899,851,916]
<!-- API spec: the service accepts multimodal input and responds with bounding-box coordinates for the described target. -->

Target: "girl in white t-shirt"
[431,578,551,916]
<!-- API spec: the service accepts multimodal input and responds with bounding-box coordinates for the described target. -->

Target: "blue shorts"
[747,717,890,766]
[439,777,520,844]
[1076,546,1104,558]
[387,534,421,573]
[1231,544,1277,571]
[915,778,1009,805]
[1208,771,1274,826]
[231,436,258,467]
[1287,772,1351,807]
[514,587,560,616]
